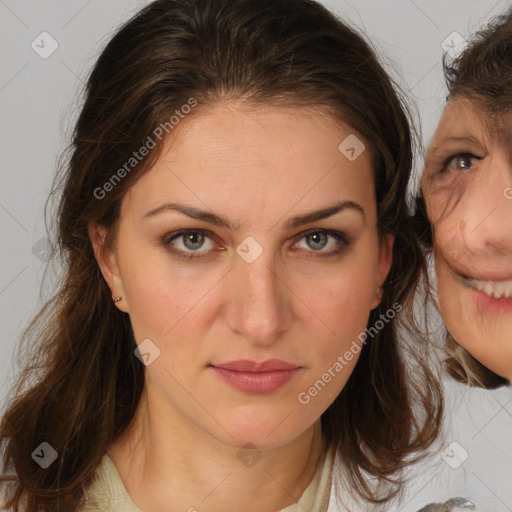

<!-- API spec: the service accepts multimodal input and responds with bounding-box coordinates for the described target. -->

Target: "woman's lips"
[461,277,512,299]
[471,288,512,313]
[210,359,302,393]
[459,276,512,312]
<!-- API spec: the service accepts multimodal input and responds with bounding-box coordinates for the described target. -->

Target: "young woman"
[419,11,512,389]
[0,0,442,510]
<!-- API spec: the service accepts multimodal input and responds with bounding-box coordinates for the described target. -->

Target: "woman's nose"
[224,245,293,347]
[452,157,512,257]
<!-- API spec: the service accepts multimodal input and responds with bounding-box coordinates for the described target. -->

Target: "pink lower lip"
[472,288,512,313]
[211,367,301,393]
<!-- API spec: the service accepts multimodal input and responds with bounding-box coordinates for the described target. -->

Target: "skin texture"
[89,100,393,512]
[423,96,512,381]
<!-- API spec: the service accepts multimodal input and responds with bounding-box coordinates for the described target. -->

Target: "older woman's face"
[92,101,393,449]
[423,96,512,380]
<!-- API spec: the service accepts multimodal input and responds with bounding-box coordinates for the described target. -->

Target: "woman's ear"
[87,221,128,312]
[371,233,394,309]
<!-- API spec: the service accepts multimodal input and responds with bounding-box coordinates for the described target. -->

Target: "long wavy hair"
[414,11,512,390]
[1,0,443,510]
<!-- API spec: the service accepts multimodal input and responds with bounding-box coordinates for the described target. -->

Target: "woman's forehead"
[141,103,370,182]
[119,103,376,224]
[429,97,512,153]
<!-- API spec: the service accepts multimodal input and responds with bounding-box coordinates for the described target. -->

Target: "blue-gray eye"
[445,153,480,172]
[295,229,350,254]
[164,230,215,255]
[305,231,328,251]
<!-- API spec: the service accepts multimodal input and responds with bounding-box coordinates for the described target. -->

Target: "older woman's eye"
[445,153,481,173]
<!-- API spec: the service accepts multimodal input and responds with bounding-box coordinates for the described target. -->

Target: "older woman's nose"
[455,156,512,256]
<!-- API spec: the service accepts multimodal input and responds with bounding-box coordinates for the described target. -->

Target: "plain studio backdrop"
[1,1,511,511]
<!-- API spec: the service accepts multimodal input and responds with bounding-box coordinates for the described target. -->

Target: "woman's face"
[423,96,512,380]
[91,101,393,449]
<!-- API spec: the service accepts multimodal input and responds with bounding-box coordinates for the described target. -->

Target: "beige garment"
[80,444,335,512]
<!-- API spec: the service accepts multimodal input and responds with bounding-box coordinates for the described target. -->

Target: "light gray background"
[1,1,511,511]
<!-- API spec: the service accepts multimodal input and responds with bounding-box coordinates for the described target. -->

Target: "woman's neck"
[107,384,326,512]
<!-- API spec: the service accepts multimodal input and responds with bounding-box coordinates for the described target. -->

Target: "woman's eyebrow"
[285,201,365,228]
[425,135,482,167]
[142,200,366,230]
[427,135,481,156]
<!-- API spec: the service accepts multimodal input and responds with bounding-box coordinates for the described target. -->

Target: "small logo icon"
[31,32,59,59]
[441,31,467,59]
[134,338,161,366]
[31,442,58,469]
[338,134,365,162]
[441,441,468,469]
[504,186,512,200]
[236,236,263,263]
[236,443,262,468]
[32,237,51,262]
[442,237,468,262]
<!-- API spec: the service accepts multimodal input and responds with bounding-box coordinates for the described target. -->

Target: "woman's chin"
[200,414,317,451]
[439,275,512,379]
[475,351,512,382]
[448,324,512,381]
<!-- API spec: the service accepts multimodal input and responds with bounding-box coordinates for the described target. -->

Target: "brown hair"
[0,0,443,509]
[414,11,512,390]
[445,10,512,111]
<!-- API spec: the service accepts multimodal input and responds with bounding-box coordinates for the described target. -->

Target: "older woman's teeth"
[462,278,512,299]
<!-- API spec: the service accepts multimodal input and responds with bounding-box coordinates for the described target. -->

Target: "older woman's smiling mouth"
[455,274,512,313]
[460,277,512,300]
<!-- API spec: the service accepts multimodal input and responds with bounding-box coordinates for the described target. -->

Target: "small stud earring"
[113,296,122,303]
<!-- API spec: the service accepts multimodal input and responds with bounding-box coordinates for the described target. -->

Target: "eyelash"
[440,153,482,175]
[160,228,351,260]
